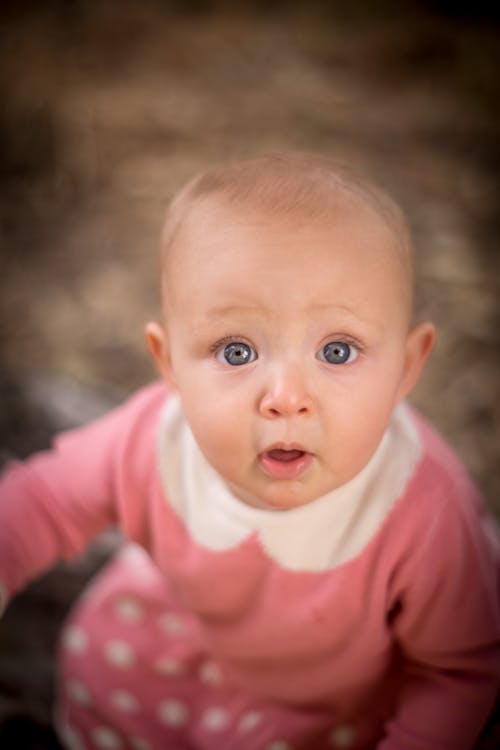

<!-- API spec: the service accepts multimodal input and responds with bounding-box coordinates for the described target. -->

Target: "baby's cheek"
[192,419,233,463]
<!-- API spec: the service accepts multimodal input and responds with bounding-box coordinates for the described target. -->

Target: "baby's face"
[152,197,432,511]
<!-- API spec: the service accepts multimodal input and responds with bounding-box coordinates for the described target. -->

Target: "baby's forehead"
[160,156,413,308]
[164,184,409,264]
[164,156,408,245]
[162,201,412,326]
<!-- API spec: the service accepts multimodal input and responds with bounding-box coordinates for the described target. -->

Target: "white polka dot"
[59,723,86,750]
[110,689,139,712]
[238,710,263,732]
[119,546,159,584]
[330,724,356,748]
[153,656,185,677]
[130,739,152,750]
[92,725,123,749]
[104,640,136,668]
[158,699,189,727]
[266,742,292,750]
[113,595,144,623]
[157,612,185,636]
[62,625,88,654]
[199,660,222,685]
[66,679,91,705]
[202,707,230,732]
[119,544,148,564]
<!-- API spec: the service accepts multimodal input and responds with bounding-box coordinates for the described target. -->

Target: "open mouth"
[267,448,305,462]
[259,448,313,480]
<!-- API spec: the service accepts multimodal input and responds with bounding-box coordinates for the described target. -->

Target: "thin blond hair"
[160,151,414,310]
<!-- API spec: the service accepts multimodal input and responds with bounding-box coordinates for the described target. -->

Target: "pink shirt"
[0,382,499,749]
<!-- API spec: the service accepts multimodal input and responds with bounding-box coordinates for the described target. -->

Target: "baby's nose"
[258,367,313,418]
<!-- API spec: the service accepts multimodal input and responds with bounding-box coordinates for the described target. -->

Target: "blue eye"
[317,341,358,365]
[218,341,257,366]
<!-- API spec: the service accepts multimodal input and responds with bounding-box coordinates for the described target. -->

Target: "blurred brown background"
[0,0,499,746]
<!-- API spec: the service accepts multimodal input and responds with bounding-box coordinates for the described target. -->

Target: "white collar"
[157,396,421,572]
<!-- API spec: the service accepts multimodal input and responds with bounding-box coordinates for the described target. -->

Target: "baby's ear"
[145,321,177,388]
[397,321,436,402]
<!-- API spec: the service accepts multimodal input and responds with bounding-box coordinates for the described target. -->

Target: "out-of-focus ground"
[0,1,499,746]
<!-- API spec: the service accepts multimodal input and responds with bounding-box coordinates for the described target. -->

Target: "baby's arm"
[380,481,500,749]
[0,382,165,615]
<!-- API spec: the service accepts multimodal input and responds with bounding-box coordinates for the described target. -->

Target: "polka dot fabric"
[56,545,362,750]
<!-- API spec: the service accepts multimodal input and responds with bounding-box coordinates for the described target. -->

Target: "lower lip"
[258,450,313,480]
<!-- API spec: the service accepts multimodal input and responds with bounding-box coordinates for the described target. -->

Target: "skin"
[146,195,435,511]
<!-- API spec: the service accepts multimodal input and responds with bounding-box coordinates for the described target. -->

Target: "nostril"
[259,389,312,418]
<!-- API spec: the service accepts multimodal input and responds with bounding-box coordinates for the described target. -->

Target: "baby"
[0,152,499,750]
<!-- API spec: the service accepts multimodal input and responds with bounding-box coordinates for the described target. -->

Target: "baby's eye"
[316,341,359,365]
[217,341,258,367]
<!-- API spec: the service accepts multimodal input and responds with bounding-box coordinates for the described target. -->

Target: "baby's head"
[147,153,435,511]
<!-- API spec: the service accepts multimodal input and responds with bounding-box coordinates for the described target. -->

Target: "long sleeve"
[0,382,167,615]
[378,453,500,749]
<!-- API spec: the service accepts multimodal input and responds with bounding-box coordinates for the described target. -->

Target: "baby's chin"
[227,480,326,513]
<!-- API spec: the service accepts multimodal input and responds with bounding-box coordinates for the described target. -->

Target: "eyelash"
[209,336,253,355]
[316,337,361,365]
[210,335,363,365]
[210,337,258,367]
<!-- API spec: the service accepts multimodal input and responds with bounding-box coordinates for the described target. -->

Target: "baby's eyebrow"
[201,302,378,334]
[306,302,360,314]
[304,301,379,326]
[204,304,265,318]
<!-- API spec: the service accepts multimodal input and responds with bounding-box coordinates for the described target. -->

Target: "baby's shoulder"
[395,405,495,544]
[406,406,478,500]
